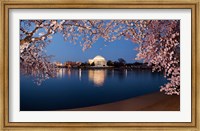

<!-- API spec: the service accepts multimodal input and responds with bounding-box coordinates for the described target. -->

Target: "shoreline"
[62,92,180,111]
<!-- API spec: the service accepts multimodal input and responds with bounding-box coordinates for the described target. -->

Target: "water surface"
[20,69,167,111]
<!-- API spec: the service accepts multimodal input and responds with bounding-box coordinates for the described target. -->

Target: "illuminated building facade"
[88,55,107,67]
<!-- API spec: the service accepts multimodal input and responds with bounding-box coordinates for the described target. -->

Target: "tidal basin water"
[20,69,168,111]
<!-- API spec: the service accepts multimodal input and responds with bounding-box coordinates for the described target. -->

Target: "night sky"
[46,32,140,63]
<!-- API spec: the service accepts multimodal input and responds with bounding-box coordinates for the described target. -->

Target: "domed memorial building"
[88,55,107,67]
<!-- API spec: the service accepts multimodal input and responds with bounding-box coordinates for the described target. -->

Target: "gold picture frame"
[0,0,199,130]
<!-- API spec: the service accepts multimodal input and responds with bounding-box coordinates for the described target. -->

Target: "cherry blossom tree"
[134,20,180,95]
[20,20,180,95]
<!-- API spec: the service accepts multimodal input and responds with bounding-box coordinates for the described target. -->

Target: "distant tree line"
[107,58,151,69]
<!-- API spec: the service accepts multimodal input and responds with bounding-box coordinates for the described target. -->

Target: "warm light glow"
[57,68,63,78]
[88,70,106,86]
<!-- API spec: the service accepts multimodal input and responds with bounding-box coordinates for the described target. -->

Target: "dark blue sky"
[46,32,140,63]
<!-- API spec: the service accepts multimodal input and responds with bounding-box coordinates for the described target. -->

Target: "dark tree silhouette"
[90,62,95,66]
[118,58,126,66]
[107,60,114,66]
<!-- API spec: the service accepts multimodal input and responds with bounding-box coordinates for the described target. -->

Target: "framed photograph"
[1,0,199,130]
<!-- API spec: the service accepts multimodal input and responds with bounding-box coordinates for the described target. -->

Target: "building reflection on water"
[56,68,71,78]
[125,69,127,77]
[57,68,64,78]
[79,69,82,81]
[67,69,71,77]
[56,68,127,86]
[88,70,107,86]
